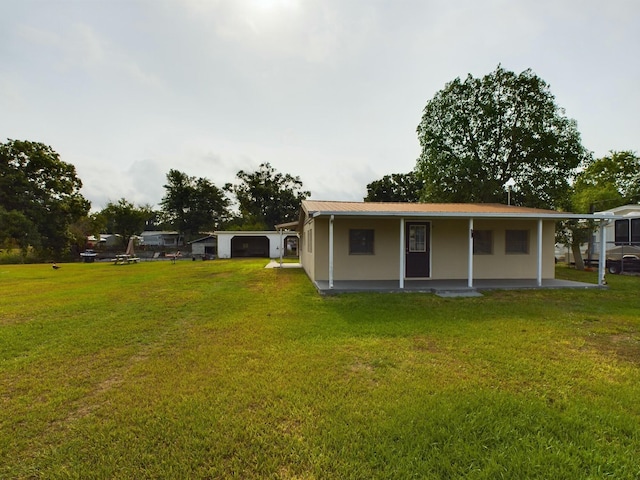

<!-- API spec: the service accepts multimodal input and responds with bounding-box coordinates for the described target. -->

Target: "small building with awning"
[188,235,217,259]
[298,200,615,293]
[215,230,299,259]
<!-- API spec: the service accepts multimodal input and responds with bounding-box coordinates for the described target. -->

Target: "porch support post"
[399,218,405,289]
[598,220,608,286]
[329,215,334,289]
[468,218,474,288]
[279,228,283,267]
[537,219,543,287]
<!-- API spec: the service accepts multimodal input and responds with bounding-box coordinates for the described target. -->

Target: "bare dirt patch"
[585,331,640,364]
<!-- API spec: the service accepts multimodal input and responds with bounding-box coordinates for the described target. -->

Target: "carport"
[231,235,270,258]
[216,230,299,259]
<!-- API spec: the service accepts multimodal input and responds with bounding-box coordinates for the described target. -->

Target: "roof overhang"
[275,221,300,231]
[306,210,616,221]
[188,235,216,244]
[301,201,617,222]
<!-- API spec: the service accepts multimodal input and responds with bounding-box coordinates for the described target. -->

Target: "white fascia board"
[308,211,618,221]
[214,231,278,235]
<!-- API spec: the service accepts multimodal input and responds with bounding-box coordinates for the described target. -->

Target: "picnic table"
[113,254,140,265]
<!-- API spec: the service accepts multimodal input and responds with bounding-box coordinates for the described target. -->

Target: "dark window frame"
[349,229,375,255]
[615,219,630,245]
[505,230,529,254]
[617,218,640,246]
[473,230,493,255]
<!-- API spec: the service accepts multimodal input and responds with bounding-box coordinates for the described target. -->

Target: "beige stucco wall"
[300,216,557,282]
[314,217,400,281]
[467,219,556,279]
[300,219,316,281]
[430,219,467,279]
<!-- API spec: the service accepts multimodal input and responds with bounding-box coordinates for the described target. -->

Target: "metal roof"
[301,200,616,220]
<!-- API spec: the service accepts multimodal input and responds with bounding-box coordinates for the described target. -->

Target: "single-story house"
[215,230,299,259]
[298,200,615,292]
[140,231,182,247]
[189,235,217,258]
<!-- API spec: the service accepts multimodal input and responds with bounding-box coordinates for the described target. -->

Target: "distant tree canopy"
[68,213,103,254]
[97,199,154,247]
[160,170,230,237]
[0,206,40,253]
[416,65,589,209]
[364,172,423,202]
[0,139,90,258]
[571,151,640,213]
[559,150,640,270]
[225,163,310,230]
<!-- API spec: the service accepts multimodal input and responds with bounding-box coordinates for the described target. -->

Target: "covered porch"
[299,201,618,293]
[322,216,611,290]
[314,277,603,295]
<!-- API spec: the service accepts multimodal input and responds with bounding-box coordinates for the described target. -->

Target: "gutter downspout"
[329,215,334,289]
[468,218,474,288]
[537,219,543,287]
[399,218,405,289]
[279,228,283,268]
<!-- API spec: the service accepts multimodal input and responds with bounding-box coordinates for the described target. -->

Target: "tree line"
[0,141,309,261]
[3,65,638,263]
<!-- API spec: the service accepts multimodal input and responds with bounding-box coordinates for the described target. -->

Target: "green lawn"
[1,260,639,479]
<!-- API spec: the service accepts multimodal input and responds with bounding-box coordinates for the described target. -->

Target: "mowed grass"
[1,260,640,479]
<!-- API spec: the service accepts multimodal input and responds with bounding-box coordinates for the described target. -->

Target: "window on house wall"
[615,218,640,245]
[473,230,493,254]
[349,229,374,255]
[505,230,529,254]
[307,229,313,253]
[615,219,629,245]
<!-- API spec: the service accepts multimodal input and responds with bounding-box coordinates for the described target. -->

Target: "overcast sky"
[2,0,639,210]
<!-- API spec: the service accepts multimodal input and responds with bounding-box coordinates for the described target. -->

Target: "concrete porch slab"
[436,290,484,298]
[313,278,603,295]
[265,260,302,269]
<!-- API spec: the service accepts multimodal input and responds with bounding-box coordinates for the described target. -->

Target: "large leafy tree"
[225,163,310,230]
[160,170,229,237]
[416,65,589,208]
[364,172,423,202]
[98,199,154,248]
[0,139,90,258]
